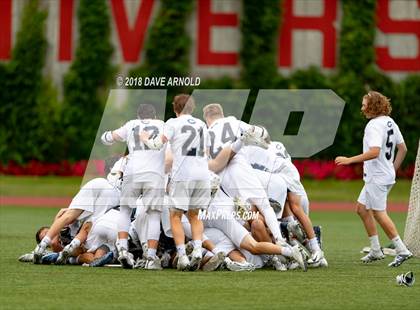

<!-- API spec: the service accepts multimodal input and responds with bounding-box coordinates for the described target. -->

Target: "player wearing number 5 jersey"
[141,94,211,271]
[335,91,412,267]
[101,103,166,269]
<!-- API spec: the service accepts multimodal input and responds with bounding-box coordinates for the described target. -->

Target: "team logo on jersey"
[387,121,392,127]
[187,119,196,124]
[141,120,150,124]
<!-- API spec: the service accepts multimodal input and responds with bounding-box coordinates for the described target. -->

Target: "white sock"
[282,216,294,223]
[369,235,381,252]
[70,238,81,249]
[308,237,320,252]
[281,246,292,257]
[40,236,51,248]
[147,248,157,259]
[192,240,202,249]
[176,244,186,256]
[231,140,243,153]
[117,238,128,250]
[391,235,409,254]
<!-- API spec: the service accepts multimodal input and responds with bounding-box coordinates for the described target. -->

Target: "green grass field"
[0,176,412,202]
[0,206,419,309]
[0,176,418,309]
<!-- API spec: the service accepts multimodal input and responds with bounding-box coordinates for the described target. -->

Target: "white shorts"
[85,209,119,253]
[220,161,268,204]
[69,178,120,223]
[168,180,211,211]
[161,198,191,238]
[204,205,249,248]
[357,183,393,211]
[120,173,165,211]
[204,228,236,255]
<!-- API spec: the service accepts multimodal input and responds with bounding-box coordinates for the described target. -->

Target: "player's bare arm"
[393,142,407,171]
[335,147,380,165]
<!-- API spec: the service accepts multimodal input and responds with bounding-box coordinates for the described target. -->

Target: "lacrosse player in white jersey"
[203,173,307,271]
[336,91,412,267]
[140,94,211,271]
[202,104,288,249]
[245,142,325,265]
[101,104,166,269]
[32,157,124,264]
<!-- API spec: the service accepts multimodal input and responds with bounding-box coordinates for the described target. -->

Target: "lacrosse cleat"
[145,257,163,270]
[177,255,190,271]
[202,252,226,272]
[361,249,385,263]
[225,257,255,272]
[33,244,47,264]
[291,244,308,272]
[388,251,413,267]
[189,248,202,271]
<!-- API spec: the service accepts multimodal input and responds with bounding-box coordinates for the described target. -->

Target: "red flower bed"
[0,159,414,180]
[0,160,104,176]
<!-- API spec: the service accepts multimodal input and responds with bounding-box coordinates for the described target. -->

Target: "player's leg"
[143,179,165,270]
[188,180,210,270]
[169,181,191,270]
[287,192,323,263]
[116,177,142,268]
[357,185,384,263]
[249,213,272,242]
[366,183,412,266]
[33,208,83,263]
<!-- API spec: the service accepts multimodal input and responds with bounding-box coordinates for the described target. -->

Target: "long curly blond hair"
[363,91,392,118]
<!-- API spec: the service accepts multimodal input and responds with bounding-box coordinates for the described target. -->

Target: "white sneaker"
[145,257,162,270]
[189,248,203,271]
[225,257,255,272]
[202,252,226,272]
[291,244,308,272]
[55,249,71,265]
[19,252,34,263]
[177,255,190,271]
[240,126,270,149]
[388,251,413,267]
[308,249,324,265]
[33,244,47,264]
[272,256,288,271]
[361,249,385,263]
[117,248,134,269]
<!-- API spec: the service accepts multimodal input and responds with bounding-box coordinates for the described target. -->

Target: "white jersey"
[114,119,166,179]
[164,114,210,181]
[363,116,404,185]
[208,116,251,164]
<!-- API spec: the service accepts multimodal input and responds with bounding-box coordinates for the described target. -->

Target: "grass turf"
[0,176,411,203]
[0,206,419,309]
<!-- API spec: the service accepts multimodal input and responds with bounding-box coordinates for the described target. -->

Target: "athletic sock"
[117,238,128,250]
[176,244,186,256]
[308,237,321,252]
[40,236,51,249]
[204,251,214,259]
[391,235,409,254]
[281,246,292,257]
[231,140,243,153]
[147,248,157,259]
[192,240,202,249]
[369,235,381,252]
